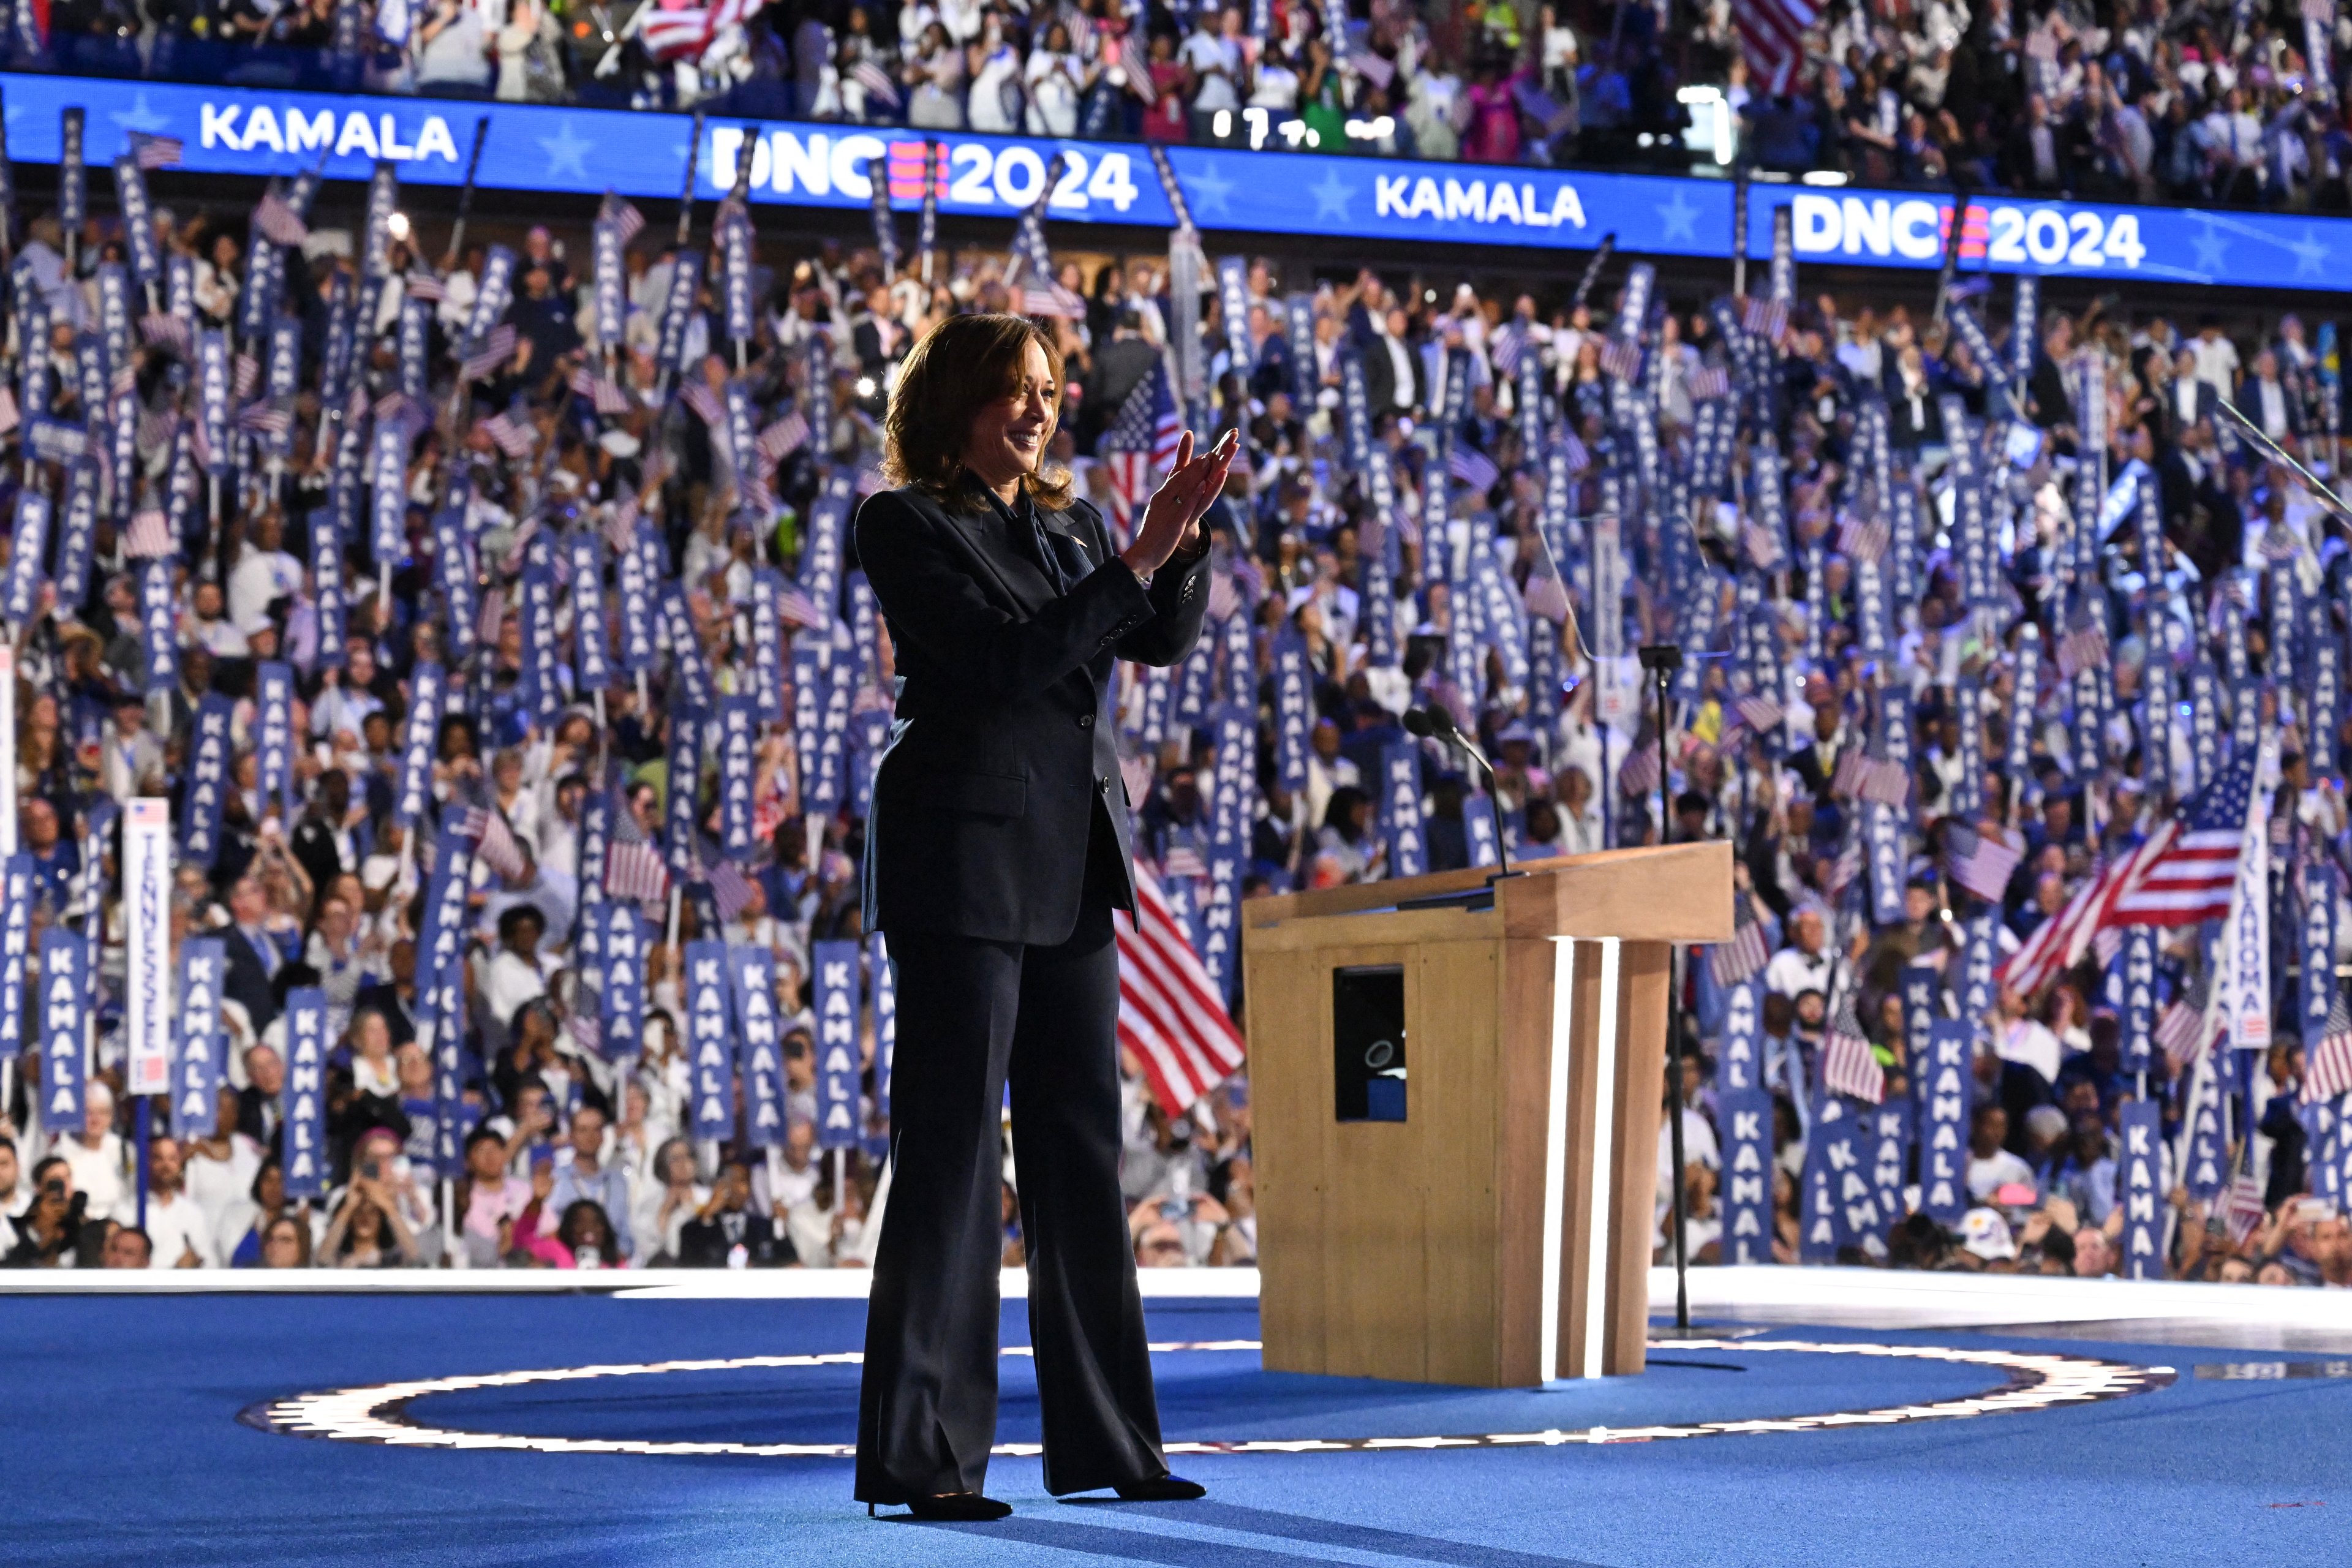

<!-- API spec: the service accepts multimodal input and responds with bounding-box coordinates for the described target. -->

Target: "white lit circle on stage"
[246,1338,2173,1457]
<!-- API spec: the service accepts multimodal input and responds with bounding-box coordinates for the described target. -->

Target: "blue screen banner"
[2,73,2349,292]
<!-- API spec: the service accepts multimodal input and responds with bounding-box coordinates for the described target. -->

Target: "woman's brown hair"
[881,312,1074,510]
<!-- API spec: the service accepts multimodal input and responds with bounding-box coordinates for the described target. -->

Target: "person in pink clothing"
[1461,62,1526,163]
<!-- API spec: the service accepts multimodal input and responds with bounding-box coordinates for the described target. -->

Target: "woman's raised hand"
[1120,428,1239,578]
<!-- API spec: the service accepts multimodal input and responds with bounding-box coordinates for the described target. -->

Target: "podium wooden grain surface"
[1240,843,1733,1387]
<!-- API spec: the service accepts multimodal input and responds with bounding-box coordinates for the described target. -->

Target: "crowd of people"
[0,66,2345,1287]
[12,0,2346,205]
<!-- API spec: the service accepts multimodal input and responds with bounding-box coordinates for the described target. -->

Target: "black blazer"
[853,482,1212,946]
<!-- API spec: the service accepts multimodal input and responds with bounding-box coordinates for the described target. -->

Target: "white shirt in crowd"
[115,1190,219,1268]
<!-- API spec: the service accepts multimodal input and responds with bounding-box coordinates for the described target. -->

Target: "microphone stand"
[1405,708,1525,888]
[1638,643,1692,1336]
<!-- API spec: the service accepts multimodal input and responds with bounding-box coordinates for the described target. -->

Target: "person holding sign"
[853,313,1231,1521]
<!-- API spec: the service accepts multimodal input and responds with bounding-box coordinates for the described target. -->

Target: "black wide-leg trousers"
[854,869,1168,1501]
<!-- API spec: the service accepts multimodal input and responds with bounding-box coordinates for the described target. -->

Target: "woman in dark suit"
[852,313,1234,1520]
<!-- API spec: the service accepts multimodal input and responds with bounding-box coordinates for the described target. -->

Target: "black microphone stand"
[1401,707,1525,894]
[1638,643,1692,1336]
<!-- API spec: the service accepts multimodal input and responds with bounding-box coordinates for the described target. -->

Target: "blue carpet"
[7,1292,2348,1566]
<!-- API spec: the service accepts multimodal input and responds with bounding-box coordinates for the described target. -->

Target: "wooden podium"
[1239,842,1732,1387]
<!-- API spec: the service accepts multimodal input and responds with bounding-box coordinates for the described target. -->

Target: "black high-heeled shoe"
[1114,1474,1207,1502]
[869,1493,1014,1521]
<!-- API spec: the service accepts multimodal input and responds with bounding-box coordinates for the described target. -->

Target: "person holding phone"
[851,314,1231,1521]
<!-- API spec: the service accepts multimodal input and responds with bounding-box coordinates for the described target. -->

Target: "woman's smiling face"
[959,339,1058,496]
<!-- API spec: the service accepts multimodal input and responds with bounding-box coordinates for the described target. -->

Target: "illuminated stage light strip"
[243,1338,2173,1459]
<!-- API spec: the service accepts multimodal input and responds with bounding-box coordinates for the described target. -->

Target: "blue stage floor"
[9,1291,2348,1566]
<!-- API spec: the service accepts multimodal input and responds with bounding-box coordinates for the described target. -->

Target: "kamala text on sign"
[4,72,2351,290]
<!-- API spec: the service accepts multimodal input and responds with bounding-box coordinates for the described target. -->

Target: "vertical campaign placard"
[175,937,225,1137]
[2,490,48,627]
[2120,925,2157,1073]
[665,708,704,872]
[2181,1061,2226,1200]
[1865,800,1905,926]
[371,417,408,568]
[123,799,172,1099]
[750,569,786,720]
[181,693,234,867]
[1867,1102,1912,1230]
[2118,1098,2165,1280]
[1720,978,1765,1092]
[599,901,646,1060]
[1378,741,1427,880]
[717,695,757,862]
[1800,1091,1860,1261]
[1960,913,1998,1031]
[409,834,473,1044]
[1717,1085,1776,1265]
[812,938,861,1149]
[1918,1017,1973,1224]
[616,521,658,673]
[39,929,86,1133]
[255,662,295,813]
[568,529,612,693]
[2301,874,2336,1050]
[869,930,895,1140]
[52,462,96,613]
[660,584,716,713]
[393,661,443,827]
[685,939,736,1139]
[518,565,562,724]
[312,500,346,665]
[732,947,785,1149]
[1271,624,1310,792]
[0,856,31,1056]
[281,988,330,1198]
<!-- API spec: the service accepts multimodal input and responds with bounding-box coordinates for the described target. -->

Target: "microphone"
[1403,707,1520,882]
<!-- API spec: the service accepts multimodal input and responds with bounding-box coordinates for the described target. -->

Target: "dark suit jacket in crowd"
[222,926,280,1035]
[853,481,1212,946]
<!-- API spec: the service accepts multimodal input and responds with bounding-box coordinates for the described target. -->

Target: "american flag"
[374,390,418,427]
[235,402,292,437]
[638,0,764,61]
[1839,512,1890,565]
[1020,282,1089,320]
[1101,361,1180,540]
[758,412,810,470]
[679,379,725,426]
[1742,520,1786,570]
[567,1005,602,1057]
[461,325,518,382]
[1117,864,1247,1116]
[1558,430,1591,473]
[2224,1168,2268,1248]
[1821,990,1885,1103]
[1597,338,1642,380]
[1734,0,1817,92]
[1945,820,2024,902]
[1521,532,1572,622]
[232,353,260,401]
[139,313,190,356]
[1490,323,1529,378]
[1618,740,1662,797]
[2002,753,2258,995]
[475,586,506,648]
[129,132,183,169]
[481,412,535,460]
[2156,965,2214,1071]
[1732,691,1785,735]
[404,272,448,303]
[1448,444,1501,494]
[254,189,309,248]
[1707,894,1771,987]
[124,509,173,559]
[777,582,824,628]
[601,191,647,247]
[2056,614,2110,680]
[1743,295,1790,341]
[1832,748,1909,806]
[1686,365,1731,402]
[707,856,758,921]
[456,805,529,882]
[2304,986,2352,1102]
[568,366,631,417]
[1205,572,1240,623]
[605,838,672,903]
[851,58,903,111]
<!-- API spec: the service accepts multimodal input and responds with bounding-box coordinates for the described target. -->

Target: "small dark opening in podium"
[1332,965,1407,1122]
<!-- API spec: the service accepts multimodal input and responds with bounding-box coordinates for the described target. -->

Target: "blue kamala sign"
[4,72,2350,290]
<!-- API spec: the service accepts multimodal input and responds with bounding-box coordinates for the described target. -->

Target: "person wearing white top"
[112,1136,218,1268]
[1023,26,1088,137]
[226,514,306,631]
[58,1084,128,1219]
[1763,908,1838,1001]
